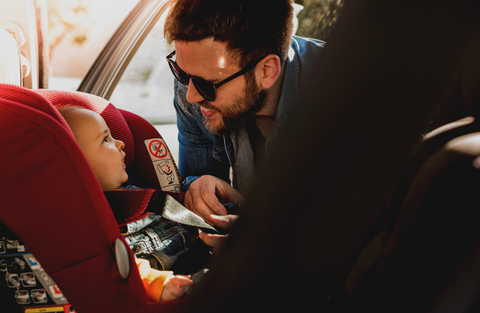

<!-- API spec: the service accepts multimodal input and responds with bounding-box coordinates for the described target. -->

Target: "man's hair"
[164,0,294,66]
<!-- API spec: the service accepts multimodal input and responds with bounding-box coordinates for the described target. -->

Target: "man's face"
[175,39,266,134]
[69,109,128,190]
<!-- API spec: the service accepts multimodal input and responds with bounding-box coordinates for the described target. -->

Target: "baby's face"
[72,110,128,190]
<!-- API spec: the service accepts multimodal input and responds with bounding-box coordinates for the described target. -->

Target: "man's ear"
[257,54,282,89]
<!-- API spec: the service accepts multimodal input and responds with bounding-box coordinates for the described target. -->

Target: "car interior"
[2,0,480,312]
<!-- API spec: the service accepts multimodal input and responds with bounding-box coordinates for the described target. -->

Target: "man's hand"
[184,175,244,224]
[199,214,238,254]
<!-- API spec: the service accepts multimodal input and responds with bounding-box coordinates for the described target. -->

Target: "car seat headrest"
[34,89,135,169]
[0,84,68,129]
[386,116,480,234]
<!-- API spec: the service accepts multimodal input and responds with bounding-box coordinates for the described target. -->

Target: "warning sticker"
[148,140,168,159]
[144,138,181,192]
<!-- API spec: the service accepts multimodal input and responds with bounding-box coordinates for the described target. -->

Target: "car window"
[109,9,175,124]
[48,0,141,92]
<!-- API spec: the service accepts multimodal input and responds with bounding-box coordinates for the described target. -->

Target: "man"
[163,0,324,243]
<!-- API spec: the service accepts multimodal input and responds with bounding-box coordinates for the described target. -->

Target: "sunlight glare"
[218,57,225,69]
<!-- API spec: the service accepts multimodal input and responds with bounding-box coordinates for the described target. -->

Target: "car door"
[0,0,48,89]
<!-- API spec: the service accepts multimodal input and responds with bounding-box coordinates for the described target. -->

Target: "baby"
[58,106,193,301]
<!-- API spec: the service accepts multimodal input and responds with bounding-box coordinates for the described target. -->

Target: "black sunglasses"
[166,51,267,101]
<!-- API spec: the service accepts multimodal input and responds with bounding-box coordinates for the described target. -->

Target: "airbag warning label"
[144,138,181,192]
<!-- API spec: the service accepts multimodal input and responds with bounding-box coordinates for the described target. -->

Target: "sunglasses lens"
[167,55,216,101]
[168,61,189,85]
[192,78,216,101]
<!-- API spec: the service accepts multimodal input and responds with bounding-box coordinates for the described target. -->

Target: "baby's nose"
[115,139,125,150]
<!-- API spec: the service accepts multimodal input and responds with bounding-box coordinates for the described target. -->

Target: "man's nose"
[185,79,206,104]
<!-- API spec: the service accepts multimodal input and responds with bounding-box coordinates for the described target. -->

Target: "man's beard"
[201,73,267,135]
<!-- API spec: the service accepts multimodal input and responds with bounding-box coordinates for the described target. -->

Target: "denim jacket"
[174,36,325,192]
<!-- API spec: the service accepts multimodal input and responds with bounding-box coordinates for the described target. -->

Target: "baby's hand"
[160,274,194,301]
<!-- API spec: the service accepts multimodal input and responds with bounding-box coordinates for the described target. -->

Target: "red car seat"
[0,84,192,312]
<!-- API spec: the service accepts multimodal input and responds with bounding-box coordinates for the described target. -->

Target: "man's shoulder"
[174,83,203,117]
[291,35,326,55]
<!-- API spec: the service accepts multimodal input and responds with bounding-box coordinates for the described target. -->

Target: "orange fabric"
[136,258,173,302]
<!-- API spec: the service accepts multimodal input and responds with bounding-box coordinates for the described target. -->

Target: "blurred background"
[47,0,343,123]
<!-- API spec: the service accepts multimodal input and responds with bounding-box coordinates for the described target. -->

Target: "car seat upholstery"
[324,25,480,313]
[0,84,191,312]
[0,29,22,86]
[328,116,480,312]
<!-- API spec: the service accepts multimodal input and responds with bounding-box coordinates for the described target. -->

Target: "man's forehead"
[176,39,238,65]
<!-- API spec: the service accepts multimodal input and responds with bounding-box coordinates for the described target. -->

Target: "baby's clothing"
[122,213,197,271]
[135,258,173,302]
[107,186,203,300]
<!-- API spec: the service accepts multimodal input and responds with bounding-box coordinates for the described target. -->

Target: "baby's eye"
[103,136,109,142]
